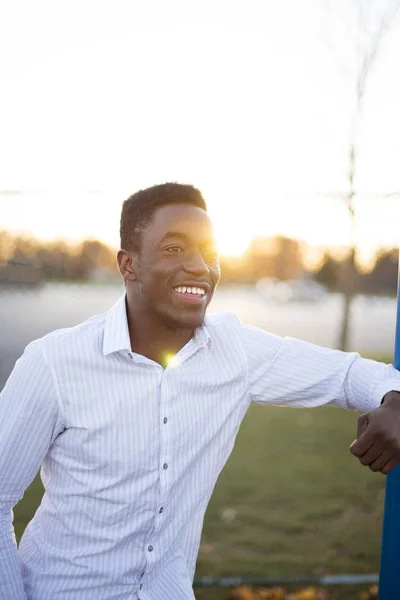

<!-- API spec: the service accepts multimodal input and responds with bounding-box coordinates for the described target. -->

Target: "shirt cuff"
[372,381,400,409]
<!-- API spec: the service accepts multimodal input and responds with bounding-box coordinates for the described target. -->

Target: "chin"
[165,309,205,330]
[179,314,205,329]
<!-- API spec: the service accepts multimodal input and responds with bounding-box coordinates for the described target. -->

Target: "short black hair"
[120,182,207,252]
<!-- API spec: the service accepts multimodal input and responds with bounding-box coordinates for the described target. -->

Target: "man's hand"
[350,391,400,474]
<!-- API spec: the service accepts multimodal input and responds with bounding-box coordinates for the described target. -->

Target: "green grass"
[14,354,393,598]
[196,404,385,580]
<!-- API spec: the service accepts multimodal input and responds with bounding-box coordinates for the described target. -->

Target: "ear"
[117,249,138,282]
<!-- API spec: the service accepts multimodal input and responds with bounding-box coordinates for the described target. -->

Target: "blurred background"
[1,1,400,598]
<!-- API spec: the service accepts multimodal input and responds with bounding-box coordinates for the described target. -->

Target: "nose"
[183,250,210,276]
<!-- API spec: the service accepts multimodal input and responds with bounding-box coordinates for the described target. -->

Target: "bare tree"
[325,0,400,350]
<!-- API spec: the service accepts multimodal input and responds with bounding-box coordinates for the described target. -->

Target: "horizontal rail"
[193,574,379,587]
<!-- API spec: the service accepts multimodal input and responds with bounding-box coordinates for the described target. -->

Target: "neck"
[125,296,195,367]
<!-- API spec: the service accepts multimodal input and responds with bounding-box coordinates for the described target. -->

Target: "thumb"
[350,414,369,449]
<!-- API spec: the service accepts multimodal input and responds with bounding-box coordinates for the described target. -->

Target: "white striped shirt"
[1,292,400,600]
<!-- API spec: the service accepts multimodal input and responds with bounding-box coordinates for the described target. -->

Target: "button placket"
[156,374,172,537]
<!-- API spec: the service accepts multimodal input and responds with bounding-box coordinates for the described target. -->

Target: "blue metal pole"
[379,253,400,599]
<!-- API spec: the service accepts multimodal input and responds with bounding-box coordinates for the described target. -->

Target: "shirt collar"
[103,293,132,356]
[103,292,212,357]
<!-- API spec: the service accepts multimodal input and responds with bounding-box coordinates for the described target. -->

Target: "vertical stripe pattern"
[1,293,400,599]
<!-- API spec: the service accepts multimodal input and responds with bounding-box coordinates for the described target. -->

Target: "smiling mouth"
[173,285,208,303]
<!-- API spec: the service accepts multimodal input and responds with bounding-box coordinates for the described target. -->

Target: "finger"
[357,444,385,466]
[350,429,378,458]
[380,458,399,475]
[369,450,393,472]
[357,414,369,438]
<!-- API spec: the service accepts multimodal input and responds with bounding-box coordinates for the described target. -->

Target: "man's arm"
[0,341,65,599]
[241,323,400,474]
[241,323,400,411]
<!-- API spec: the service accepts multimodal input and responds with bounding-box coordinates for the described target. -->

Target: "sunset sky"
[0,0,399,262]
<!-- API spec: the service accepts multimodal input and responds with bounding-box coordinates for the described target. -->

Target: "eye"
[165,246,184,253]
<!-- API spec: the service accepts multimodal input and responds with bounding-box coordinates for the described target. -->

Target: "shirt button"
[148,545,153,552]
[163,463,168,470]
[163,417,168,424]
[140,584,143,590]
[159,507,164,513]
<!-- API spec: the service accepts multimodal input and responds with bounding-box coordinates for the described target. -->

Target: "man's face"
[130,203,221,329]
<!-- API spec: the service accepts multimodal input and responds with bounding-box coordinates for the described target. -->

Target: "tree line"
[220,235,398,296]
[0,230,398,295]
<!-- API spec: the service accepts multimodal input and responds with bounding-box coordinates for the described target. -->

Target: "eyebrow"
[158,231,218,249]
[159,232,191,244]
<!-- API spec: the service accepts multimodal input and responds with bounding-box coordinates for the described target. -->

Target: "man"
[1,182,400,600]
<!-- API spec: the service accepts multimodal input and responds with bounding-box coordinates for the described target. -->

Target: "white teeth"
[174,286,206,296]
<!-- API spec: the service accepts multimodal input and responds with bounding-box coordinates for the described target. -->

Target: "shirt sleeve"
[0,341,66,599]
[241,323,400,411]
